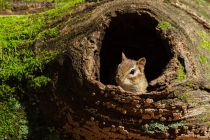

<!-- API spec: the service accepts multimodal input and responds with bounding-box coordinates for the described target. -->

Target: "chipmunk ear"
[122,52,127,62]
[137,57,146,72]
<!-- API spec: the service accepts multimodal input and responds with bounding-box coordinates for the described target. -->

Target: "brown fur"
[115,53,148,93]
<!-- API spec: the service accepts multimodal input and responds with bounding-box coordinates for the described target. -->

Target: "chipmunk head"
[115,52,147,93]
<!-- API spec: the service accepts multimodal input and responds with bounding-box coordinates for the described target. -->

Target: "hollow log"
[34,0,210,139]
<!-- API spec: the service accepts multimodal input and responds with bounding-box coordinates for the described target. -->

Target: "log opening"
[99,12,172,90]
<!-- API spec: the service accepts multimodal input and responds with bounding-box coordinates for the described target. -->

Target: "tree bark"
[34,0,210,139]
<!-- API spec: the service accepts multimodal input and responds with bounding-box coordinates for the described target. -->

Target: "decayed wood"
[33,0,210,139]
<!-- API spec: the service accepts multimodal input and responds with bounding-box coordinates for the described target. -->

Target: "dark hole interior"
[100,13,170,86]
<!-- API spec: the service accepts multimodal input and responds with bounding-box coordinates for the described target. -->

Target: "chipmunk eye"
[130,69,135,75]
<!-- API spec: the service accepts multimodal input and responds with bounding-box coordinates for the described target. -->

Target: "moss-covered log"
[33,0,210,139]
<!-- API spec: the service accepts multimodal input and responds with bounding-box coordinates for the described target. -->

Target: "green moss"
[199,31,208,38]
[160,98,177,105]
[168,121,184,128]
[186,81,194,88]
[199,31,210,50]
[35,25,59,41]
[142,121,184,134]
[195,0,201,6]
[201,39,210,50]
[47,26,59,37]
[198,31,210,80]
[0,97,28,139]
[177,92,190,103]
[142,122,168,134]
[176,62,186,81]
[198,31,210,75]
[201,114,207,122]
[29,76,51,89]
[200,56,208,63]
[205,106,210,111]
[157,21,172,30]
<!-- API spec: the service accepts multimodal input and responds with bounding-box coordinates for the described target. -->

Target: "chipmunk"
[115,52,148,93]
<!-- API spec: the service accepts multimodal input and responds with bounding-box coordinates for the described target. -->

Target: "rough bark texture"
[33,0,210,139]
